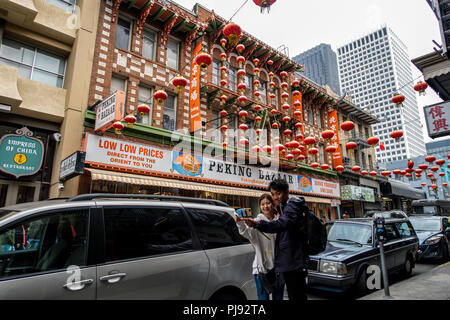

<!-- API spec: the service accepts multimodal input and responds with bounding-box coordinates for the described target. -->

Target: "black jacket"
[254,197,309,273]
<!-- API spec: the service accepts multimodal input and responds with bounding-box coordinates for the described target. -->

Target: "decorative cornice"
[137,1,155,35]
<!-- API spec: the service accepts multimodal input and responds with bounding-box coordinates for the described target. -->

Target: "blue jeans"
[254,274,285,300]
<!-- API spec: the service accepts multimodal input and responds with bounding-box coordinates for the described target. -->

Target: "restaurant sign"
[424,101,450,138]
[0,127,44,178]
[60,151,86,182]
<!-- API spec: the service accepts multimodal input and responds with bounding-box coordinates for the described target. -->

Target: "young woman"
[235,194,285,300]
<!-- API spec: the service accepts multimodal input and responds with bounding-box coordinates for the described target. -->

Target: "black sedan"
[307,218,419,295]
[409,216,450,262]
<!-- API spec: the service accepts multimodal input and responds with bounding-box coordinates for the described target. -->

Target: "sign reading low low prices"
[424,101,450,138]
[0,130,44,178]
[84,134,171,172]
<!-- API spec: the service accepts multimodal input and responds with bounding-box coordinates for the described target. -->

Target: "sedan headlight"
[319,260,347,275]
[424,236,442,245]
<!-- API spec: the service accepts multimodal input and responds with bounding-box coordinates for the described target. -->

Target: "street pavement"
[359,261,450,300]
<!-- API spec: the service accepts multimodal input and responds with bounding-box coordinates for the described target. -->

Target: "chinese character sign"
[293,92,306,156]
[424,101,450,138]
[328,109,343,167]
[189,42,202,134]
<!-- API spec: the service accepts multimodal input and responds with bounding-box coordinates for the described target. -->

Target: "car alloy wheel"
[401,256,413,278]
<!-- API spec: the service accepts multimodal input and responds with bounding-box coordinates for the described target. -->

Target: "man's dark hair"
[268,179,289,192]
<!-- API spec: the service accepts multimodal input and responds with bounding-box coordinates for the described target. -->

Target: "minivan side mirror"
[445,227,450,234]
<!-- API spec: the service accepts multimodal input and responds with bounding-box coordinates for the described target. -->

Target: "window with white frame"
[136,85,153,125]
[228,67,237,92]
[166,38,179,70]
[0,38,66,88]
[210,109,221,142]
[116,17,131,51]
[163,94,177,131]
[212,60,220,85]
[45,0,76,12]
[142,28,156,60]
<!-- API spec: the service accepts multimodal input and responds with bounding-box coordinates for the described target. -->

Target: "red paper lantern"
[253,58,260,66]
[325,145,337,153]
[236,44,245,53]
[253,104,262,112]
[321,130,335,140]
[238,95,248,105]
[361,170,368,177]
[124,114,136,128]
[341,121,355,131]
[223,23,242,46]
[220,53,227,62]
[220,66,228,76]
[280,71,288,79]
[237,83,247,93]
[416,174,422,178]
[406,168,414,174]
[304,136,316,145]
[270,108,278,115]
[153,90,168,105]
[405,173,412,178]
[431,166,439,172]
[336,165,345,174]
[308,148,319,155]
[393,169,402,175]
[285,153,295,161]
[281,103,290,110]
[112,121,124,134]
[171,75,188,93]
[370,171,377,180]
[297,154,306,161]
[432,184,438,189]
[283,129,292,136]
[392,93,405,106]
[281,82,289,89]
[237,56,246,66]
[444,183,448,187]
[292,148,302,156]
[367,136,379,148]
[390,130,403,141]
[400,170,407,176]
[282,115,291,124]
[415,169,423,174]
[268,60,274,66]
[292,79,300,87]
[381,171,391,178]
[311,162,320,169]
[237,69,246,78]
[220,79,228,87]
[346,142,357,152]
[269,81,276,89]
[421,183,427,187]
[263,145,272,154]
[253,0,277,13]
[272,122,279,129]
[220,110,228,117]
[288,140,300,149]
[220,38,227,48]
[419,164,429,170]
[427,173,434,178]
[321,164,330,171]
[252,145,262,153]
[274,144,286,152]
[220,125,228,131]
[137,104,150,116]
[239,110,248,120]
[436,159,446,166]
[254,68,260,76]
[439,172,445,177]
[239,123,249,131]
[239,137,249,145]
[352,166,361,173]
[414,81,428,96]
[194,52,212,69]
[426,155,436,164]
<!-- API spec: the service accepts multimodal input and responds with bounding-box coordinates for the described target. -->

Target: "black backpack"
[303,210,327,256]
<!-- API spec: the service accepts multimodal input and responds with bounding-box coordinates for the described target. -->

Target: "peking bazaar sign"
[83,134,171,173]
[94,90,125,133]
[328,109,343,168]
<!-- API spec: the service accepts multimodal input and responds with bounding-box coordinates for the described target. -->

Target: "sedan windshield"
[409,218,441,232]
[328,223,372,245]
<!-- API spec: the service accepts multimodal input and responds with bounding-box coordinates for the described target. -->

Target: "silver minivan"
[0,194,257,300]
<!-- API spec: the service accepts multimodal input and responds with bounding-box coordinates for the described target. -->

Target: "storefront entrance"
[0,179,41,207]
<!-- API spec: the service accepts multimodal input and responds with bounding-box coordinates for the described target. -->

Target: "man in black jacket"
[240,179,309,300]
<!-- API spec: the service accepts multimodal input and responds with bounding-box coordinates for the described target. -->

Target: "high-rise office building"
[337,26,426,164]
[426,139,450,158]
[293,43,341,95]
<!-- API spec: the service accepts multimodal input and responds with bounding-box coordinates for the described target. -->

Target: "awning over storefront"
[86,168,335,204]
[380,180,426,200]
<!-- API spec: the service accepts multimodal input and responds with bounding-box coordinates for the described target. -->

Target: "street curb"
[359,261,450,300]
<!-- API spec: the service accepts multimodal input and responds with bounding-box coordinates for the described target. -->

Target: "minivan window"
[384,224,399,242]
[103,207,192,262]
[395,222,414,238]
[185,209,249,249]
[0,209,89,280]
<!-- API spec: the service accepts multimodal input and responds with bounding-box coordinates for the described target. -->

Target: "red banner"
[189,42,202,134]
[328,110,343,168]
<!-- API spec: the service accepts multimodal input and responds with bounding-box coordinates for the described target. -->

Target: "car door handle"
[99,272,127,284]
[63,279,94,291]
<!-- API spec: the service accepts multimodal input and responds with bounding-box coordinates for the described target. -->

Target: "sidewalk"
[359,262,450,300]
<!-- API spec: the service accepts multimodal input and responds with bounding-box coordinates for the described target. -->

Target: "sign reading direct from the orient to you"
[84,134,340,197]
[424,101,450,138]
[94,90,125,133]
[0,127,44,178]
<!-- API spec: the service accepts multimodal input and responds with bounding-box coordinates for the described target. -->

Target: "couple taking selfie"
[236,179,310,301]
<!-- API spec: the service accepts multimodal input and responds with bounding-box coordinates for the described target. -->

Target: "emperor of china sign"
[0,127,44,178]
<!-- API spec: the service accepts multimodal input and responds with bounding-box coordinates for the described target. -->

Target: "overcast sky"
[179,0,447,143]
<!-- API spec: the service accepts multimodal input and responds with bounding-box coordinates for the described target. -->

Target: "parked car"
[409,216,450,262]
[364,210,409,219]
[0,194,257,300]
[307,217,419,294]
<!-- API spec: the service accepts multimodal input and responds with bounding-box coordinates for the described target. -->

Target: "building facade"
[0,0,99,207]
[337,26,426,164]
[293,43,341,96]
[426,139,450,159]
[66,0,346,220]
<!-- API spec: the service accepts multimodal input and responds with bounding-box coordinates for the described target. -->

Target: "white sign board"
[424,101,450,138]
[94,90,125,132]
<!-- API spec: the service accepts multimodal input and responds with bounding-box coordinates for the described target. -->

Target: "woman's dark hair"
[258,194,275,206]
[268,179,289,192]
